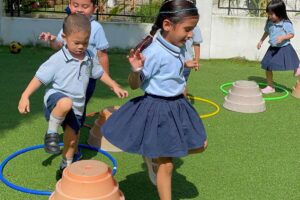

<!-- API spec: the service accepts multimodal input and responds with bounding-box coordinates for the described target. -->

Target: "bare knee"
[56,97,73,112]
[158,158,174,174]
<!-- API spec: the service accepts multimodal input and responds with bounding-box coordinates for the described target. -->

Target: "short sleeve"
[192,26,203,45]
[90,56,104,79]
[283,21,294,34]
[141,47,160,81]
[264,21,270,33]
[94,25,109,51]
[35,59,56,85]
[56,29,64,44]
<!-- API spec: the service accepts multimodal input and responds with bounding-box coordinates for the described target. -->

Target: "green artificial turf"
[0,46,299,200]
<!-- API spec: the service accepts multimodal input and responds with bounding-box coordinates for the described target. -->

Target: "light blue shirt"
[184,26,203,60]
[140,32,186,97]
[35,46,104,116]
[264,20,294,47]
[57,17,109,55]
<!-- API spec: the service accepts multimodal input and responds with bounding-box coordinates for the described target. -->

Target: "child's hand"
[257,41,263,49]
[18,97,30,114]
[39,32,56,43]
[112,86,128,99]
[185,60,199,69]
[128,49,145,72]
[276,36,285,44]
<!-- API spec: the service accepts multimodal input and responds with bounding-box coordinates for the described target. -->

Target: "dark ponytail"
[133,0,198,52]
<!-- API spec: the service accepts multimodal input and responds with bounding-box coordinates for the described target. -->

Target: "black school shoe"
[44,132,61,154]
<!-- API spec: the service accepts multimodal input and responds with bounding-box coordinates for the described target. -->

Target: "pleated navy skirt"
[101,93,207,158]
[261,44,299,71]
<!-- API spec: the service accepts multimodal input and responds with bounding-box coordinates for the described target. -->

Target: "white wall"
[1,11,300,61]
[197,0,213,59]
[210,15,300,60]
[0,17,151,49]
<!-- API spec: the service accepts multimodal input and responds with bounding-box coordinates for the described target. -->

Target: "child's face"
[163,16,199,47]
[62,31,89,59]
[69,0,96,17]
[268,12,280,23]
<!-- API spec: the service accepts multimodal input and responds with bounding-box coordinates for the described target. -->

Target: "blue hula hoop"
[0,143,117,196]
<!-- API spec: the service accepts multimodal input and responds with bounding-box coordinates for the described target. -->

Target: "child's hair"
[70,0,97,5]
[266,0,290,21]
[134,0,198,52]
[63,13,91,36]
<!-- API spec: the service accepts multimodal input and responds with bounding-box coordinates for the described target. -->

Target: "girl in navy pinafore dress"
[102,1,207,199]
[257,0,300,94]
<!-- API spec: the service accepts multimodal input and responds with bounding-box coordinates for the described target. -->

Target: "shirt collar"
[156,32,181,57]
[90,16,95,22]
[272,20,284,26]
[62,46,91,62]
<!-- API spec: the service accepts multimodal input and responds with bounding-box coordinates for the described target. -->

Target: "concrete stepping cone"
[223,80,266,113]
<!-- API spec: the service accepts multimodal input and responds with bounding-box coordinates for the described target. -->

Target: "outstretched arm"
[194,44,200,70]
[99,73,128,98]
[39,32,63,51]
[257,32,269,49]
[18,77,42,114]
[97,50,110,75]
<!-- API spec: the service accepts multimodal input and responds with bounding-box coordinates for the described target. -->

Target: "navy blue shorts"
[183,67,191,81]
[82,78,97,122]
[44,92,83,133]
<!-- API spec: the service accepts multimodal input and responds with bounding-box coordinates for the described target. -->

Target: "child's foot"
[72,149,83,163]
[143,156,157,186]
[294,67,300,77]
[44,132,60,154]
[261,86,275,94]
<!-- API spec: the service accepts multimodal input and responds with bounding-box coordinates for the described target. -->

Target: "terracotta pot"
[50,160,125,200]
[87,106,122,152]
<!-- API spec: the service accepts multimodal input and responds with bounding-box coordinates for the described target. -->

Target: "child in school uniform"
[18,14,128,172]
[183,25,203,96]
[101,1,207,199]
[257,0,299,94]
[39,0,109,119]
[39,0,110,159]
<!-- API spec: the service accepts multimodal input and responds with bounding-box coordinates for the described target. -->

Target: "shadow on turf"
[248,76,293,92]
[119,159,200,200]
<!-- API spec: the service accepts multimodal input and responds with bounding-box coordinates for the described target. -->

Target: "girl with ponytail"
[102,1,208,199]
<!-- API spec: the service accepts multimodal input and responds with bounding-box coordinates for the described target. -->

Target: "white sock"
[47,114,65,134]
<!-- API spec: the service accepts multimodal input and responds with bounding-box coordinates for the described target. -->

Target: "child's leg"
[45,97,73,154]
[156,157,173,200]
[60,125,80,170]
[266,70,273,87]
[73,132,82,162]
[261,70,275,94]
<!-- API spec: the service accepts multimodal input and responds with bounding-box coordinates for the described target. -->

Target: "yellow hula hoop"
[187,96,220,119]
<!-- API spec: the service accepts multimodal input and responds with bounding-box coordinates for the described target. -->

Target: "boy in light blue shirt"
[39,0,110,121]
[19,14,128,173]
